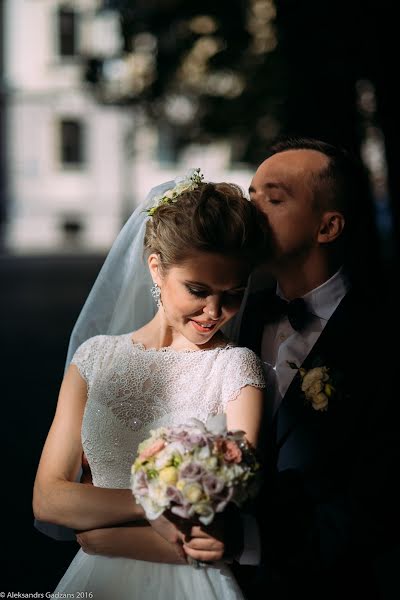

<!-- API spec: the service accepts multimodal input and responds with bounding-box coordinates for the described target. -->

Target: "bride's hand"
[182,519,225,564]
[76,528,105,555]
[148,513,226,565]
[148,511,188,546]
[183,506,244,564]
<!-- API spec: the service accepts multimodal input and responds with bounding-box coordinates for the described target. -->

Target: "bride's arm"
[33,365,145,531]
[76,523,187,564]
[225,383,264,448]
[182,384,265,563]
[73,385,264,564]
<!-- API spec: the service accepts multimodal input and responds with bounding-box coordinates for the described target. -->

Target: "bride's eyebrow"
[185,280,247,291]
[185,280,208,286]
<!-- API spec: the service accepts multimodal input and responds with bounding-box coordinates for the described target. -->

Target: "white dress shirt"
[261,268,350,423]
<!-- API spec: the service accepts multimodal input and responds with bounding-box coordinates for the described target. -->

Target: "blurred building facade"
[3,0,132,252]
[3,0,253,254]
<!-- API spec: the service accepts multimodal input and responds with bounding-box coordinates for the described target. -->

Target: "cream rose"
[159,466,178,485]
[311,392,329,411]
[304,380,324,397]
[183,482,204,504]
[301,367,329,392]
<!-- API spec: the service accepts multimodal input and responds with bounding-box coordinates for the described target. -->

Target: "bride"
[33,170,268,599]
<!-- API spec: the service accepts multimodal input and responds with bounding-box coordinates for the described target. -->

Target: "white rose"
[172,182,190,195]
[193,502,215,525]
[197,445,211,459]
[301,367,329,392]
[218,464,244,483]
[138,495,165,520]
[305,380,324,397]
[311,392,329,411]
[155,442,185,469]
[148,481,169,507]
[149,194,163,206]
[164,189,175,199]
[184,168,199,180]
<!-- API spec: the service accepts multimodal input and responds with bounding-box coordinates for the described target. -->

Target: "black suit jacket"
[234,286,399,599]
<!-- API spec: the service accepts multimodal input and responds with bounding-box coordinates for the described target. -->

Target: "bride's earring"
[151,282,161,308]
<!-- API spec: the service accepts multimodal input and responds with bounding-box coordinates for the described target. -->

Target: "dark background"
[1,255,104,592]
[1,0,399,594]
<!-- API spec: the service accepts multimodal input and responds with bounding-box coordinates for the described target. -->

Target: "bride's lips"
[190,320,218,333]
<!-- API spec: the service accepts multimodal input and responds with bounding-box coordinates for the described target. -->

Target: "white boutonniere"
[287,362,335,411]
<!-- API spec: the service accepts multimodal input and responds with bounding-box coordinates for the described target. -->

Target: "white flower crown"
[146,168,204,217]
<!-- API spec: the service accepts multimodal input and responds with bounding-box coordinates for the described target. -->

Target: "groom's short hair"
[266,136,369,227]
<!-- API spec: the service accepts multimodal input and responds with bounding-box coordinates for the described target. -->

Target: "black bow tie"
[267,295,312,332]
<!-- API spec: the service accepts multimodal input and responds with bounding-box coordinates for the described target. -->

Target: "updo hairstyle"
[144,182,268,272]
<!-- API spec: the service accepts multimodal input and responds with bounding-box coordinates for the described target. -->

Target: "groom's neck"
[274,255,342,300]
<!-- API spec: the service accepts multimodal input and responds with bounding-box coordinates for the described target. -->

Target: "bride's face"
[148,251,249,346]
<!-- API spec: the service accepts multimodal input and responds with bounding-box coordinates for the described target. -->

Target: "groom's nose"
[250,193,269,218]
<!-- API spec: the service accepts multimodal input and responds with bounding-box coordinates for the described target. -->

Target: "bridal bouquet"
[131,415,261,525]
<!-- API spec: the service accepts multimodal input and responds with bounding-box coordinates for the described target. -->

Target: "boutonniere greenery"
[287,361,336,411]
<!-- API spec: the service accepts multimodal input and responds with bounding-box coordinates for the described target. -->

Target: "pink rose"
[139,439,165,460]
[214,438,242,463]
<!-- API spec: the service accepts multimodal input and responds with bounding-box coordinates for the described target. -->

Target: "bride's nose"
[204,295,222,319]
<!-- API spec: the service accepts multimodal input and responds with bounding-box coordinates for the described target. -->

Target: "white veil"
[65,178,175,368]
[35,178,175,541]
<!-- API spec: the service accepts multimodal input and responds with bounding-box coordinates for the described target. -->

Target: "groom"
[186,137,398,598]
[233,137,398,598]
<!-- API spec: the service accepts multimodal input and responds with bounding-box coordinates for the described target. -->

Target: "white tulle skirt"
[55,549,246,600]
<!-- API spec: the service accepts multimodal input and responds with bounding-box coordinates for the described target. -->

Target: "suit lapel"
[274,291,352,449]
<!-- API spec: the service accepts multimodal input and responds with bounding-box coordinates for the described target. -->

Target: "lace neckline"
[126,334,233,354]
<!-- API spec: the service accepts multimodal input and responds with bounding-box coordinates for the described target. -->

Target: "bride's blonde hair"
[144,182,269,271]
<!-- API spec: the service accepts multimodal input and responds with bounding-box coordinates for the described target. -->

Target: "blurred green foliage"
[94,0,399,258]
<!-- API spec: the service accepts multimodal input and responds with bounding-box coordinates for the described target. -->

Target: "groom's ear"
[317,211,345,244]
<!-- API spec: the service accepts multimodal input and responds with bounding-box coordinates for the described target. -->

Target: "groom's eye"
[269,198,282,204]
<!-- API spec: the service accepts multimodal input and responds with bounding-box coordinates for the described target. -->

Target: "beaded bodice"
[72,334,265,488]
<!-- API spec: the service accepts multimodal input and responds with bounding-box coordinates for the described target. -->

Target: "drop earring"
[151,282,161,308]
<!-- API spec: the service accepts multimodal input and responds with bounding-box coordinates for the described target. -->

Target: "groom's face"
[249,149,328,267]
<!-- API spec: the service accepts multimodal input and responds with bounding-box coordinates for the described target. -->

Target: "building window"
[59,119,85,167]
[58,7,77,57]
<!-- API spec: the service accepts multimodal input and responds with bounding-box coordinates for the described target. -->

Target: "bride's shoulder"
[73,333,127,357]
[220,343,263,365]
[215,345,265,386]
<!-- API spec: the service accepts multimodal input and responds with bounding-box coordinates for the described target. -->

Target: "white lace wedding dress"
[55,333,265,600]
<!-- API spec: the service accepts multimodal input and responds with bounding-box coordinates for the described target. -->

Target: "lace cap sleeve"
[70,335,106,385]
[220,346,266,408]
